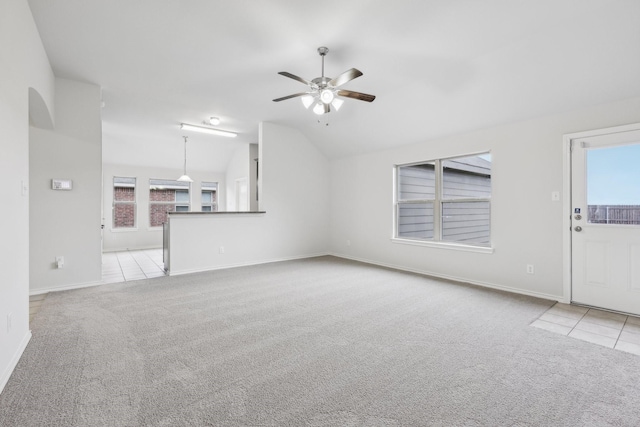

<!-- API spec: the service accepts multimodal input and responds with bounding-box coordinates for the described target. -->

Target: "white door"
[571,128,640,315]
[235,178,248,211]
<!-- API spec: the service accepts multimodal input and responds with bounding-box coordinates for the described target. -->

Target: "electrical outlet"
[526,264,534,274]
[219,246,225,254]
[56,256,64,269]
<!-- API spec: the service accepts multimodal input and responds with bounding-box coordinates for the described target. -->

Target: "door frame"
[562,122,640,305]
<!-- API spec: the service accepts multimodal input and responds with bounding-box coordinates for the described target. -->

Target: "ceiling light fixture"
[274,46,376,116]
[177,136,193,183]
[180,123,237,138]
[209,117,220,125]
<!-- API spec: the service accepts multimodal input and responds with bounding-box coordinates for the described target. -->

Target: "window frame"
[201,181,219,212]
[393,152,493,253]
[149,179,191,228]
[112,177,137,230]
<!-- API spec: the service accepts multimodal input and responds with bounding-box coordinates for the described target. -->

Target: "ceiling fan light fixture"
[312,102,325,115]
[320,89,334,104]
[180,123,237,138]
[301,95,315,109]
[273,46,375,115]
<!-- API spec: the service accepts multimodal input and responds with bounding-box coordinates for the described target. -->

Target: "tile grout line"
[615,316,629,348]
[566,307,590,336]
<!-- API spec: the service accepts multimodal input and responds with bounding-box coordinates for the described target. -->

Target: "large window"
[149,179,190,227]
[201,182,218,212]
[113,177,136,229]
[396,153,491,247]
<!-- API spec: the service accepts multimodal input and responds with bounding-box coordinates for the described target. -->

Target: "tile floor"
[532,302,640,356]
[101,248,166,284]
[29,293,47,323]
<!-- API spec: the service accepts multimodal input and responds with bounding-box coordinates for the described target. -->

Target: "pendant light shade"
[177,136,193,183]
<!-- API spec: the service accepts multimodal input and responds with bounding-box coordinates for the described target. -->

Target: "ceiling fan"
[273,46,376,115]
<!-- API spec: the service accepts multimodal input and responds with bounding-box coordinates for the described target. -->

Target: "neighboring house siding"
[397,157,491,244]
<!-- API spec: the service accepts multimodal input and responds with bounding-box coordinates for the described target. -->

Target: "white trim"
[109,227,139,233]
[562,122,640,306]
[0,330,31,395]
[102,245,162,253]
[29,280,103,296]
[330,252,561,302]
[391,237,494,254]
[168,252,330,276]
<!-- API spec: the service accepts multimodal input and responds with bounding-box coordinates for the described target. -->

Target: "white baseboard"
[0,330,31,395]
[329,252,563,303]
[30,280,103,296]
[169,252,330,276]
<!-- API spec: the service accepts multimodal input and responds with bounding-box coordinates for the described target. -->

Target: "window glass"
[398,163,435,200]
[396,153,491,247]
[113,177,136,228]
[442,155,492,199]
[587,144,640,225]
[149,179,190,226]
[397,202,434,239]
[201,181,218,212]
[442,201,490,245]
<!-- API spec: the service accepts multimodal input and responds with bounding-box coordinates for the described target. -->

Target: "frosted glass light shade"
[301,95,315,109]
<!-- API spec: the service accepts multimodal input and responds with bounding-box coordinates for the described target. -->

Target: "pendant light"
[177,136,193,183]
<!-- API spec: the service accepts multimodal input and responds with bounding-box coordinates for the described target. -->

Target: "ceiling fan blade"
[329,68,363,88]
[278,71,313,86]
[273,92,308,102]
[337,90,376,103]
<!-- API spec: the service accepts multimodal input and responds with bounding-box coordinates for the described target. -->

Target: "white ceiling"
[27,0,640,172]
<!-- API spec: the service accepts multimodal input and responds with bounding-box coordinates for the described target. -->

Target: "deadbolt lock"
[574,226,582,232]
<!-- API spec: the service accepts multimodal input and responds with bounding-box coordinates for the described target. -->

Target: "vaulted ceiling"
[27,0,640,171]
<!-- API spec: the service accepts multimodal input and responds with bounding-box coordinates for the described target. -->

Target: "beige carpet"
[2,256,640,426]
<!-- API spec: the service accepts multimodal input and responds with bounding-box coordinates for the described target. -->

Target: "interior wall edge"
[0,331,31,396]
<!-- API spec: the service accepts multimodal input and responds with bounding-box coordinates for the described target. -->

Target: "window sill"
[391,237,494,254]
[110,227,139,233]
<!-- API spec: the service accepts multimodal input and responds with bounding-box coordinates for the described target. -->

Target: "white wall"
[103,164,227,251]
[329,97,640,301]
[168,122,329,274]
[225,144,250,211]
[29,78,103,294]
[0,0,55,393]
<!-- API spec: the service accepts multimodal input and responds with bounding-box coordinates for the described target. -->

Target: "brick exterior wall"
[113,187,135,228]
[149,189,178,227]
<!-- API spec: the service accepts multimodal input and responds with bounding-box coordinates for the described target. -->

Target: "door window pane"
[587,144,640,224]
